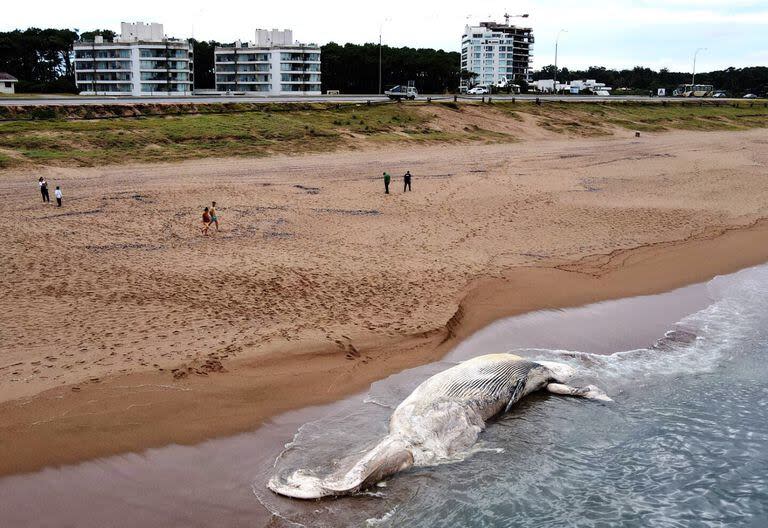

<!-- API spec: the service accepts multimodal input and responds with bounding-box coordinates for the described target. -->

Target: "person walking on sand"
[383,172,391,194]
[39,177,50,204]
[209,201,219,232]
[201,207,212,236]
[54,186,63,207]
[403,170,412,192]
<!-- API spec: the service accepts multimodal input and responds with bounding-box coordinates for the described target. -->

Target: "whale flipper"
[267,435,413,499]
[546,383,613,401]
[503,378,528,413]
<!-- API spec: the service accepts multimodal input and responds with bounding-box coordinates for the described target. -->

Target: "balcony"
[76,79,132,83]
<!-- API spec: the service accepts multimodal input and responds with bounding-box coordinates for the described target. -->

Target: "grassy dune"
[0,104,433,167]
[1,100,766,168]
[504,101,768,134]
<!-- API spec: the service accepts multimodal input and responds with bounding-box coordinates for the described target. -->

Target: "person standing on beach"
[201,207,211,236]
[209,201,219,232]
[403,171,412,192]
[39,177,50,203]
[54,186,62,207]
[383,172,391,194]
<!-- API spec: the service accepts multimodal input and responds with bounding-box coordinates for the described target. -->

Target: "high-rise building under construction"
[460,21,534,90]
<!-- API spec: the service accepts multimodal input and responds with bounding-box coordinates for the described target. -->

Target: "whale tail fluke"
[268,435,414,499]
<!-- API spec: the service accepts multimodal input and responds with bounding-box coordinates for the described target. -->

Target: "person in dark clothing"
[383,172,391,194]
[403,171,412,192]
[201,207,211,236]
[39,177,50,203]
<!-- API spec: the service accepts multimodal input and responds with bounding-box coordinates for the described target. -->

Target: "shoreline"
[1,264,744,528]
[2,217,768,477]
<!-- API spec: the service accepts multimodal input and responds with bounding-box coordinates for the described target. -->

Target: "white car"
[713,92,727,98]
[743,93,758,99]
[384,85,418,101]
[467,86,489,95]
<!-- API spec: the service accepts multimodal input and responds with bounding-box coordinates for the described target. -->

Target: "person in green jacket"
[383,172,391,194]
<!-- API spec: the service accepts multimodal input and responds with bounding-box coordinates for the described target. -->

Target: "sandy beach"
[2,127,768,475]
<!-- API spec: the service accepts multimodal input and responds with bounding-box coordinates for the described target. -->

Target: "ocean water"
[259,264,768,527]
[1,265,767,528]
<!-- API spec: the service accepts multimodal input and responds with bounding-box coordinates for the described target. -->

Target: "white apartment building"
[73,22,194,96]
[461,21,534,90]
[214,29,320,95]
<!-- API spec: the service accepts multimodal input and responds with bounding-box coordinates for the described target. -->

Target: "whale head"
[536,361,576,383]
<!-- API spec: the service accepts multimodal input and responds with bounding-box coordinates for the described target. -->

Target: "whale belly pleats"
[429,359,538,405]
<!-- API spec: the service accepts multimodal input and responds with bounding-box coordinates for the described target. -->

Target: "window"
[280,52,320,61]
[280,63,320,72]
[281,83,320,92]
[141,83,189,92]
[140,61,188,70]
[91,61,131,70]
[239,84,270,92]
[237,74,270,83]
[141,48,188,59]
[141,72,188,81]
[281,73,320,82]
[77,49,130,59]
[86,83,131,93]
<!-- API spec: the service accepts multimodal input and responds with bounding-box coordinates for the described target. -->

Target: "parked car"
[743,93,758,99]
[467,86,489,95]
[713,92,727,98]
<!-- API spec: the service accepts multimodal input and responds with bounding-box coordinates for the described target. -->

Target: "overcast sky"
[4,0,767,72]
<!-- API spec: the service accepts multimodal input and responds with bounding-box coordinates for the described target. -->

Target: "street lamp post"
[378,18,391,95]
[378,29,382,95]
[554,29,567,94]
[691,47,707,86]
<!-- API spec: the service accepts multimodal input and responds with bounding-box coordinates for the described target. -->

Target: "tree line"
[319,42,460,94]
[534,65,768,96]
[0,28,114,92]
[1,27,765,96]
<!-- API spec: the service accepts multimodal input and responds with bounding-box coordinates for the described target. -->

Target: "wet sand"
[2,128,768,475]
[0,269,731,528]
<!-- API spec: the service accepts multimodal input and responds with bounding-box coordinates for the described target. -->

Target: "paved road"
[0,93,717,107]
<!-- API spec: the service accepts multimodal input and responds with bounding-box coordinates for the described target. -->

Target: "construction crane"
[504,12,529,25]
